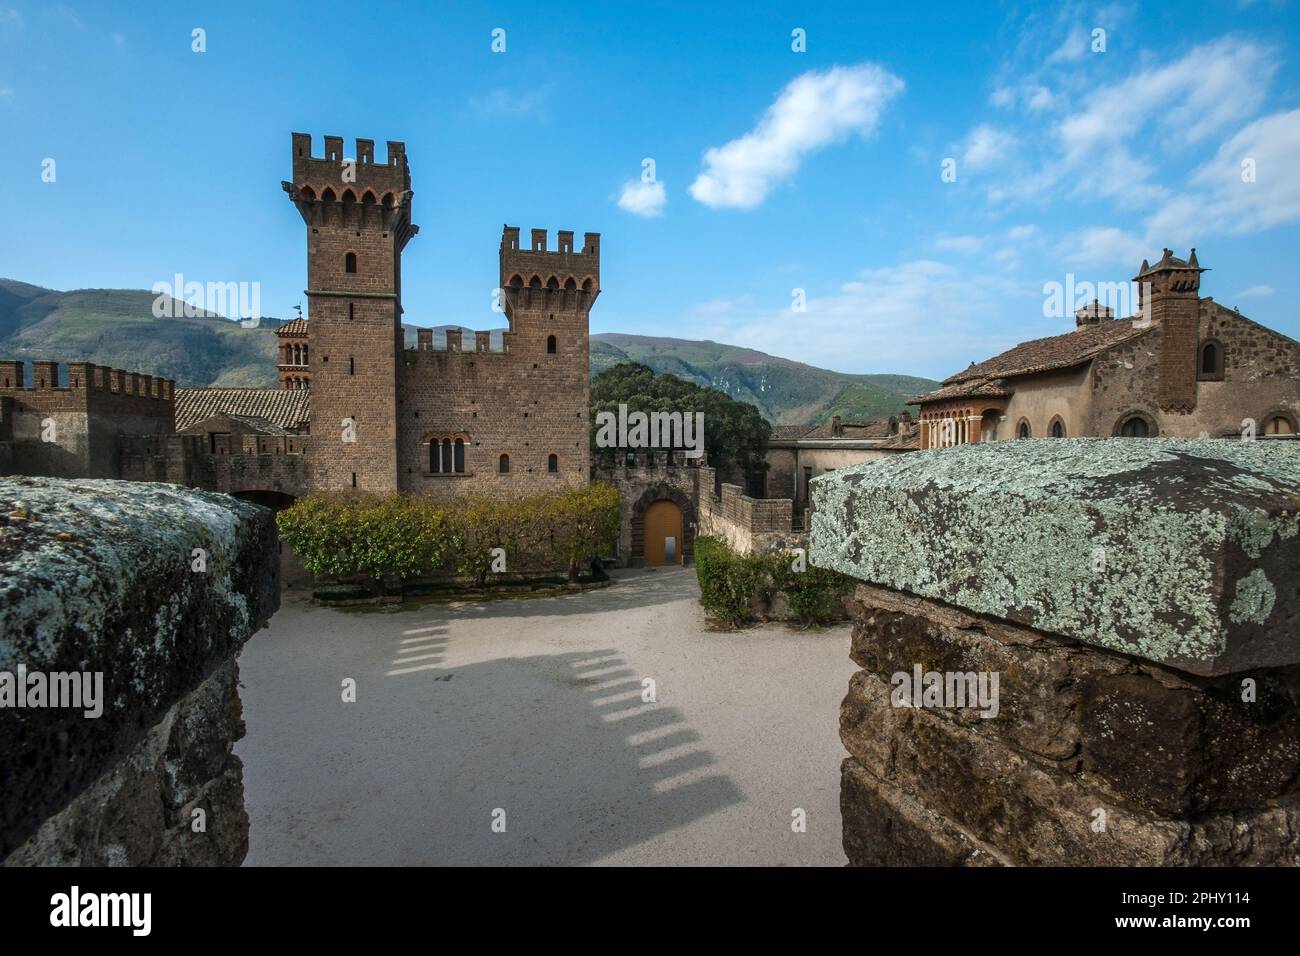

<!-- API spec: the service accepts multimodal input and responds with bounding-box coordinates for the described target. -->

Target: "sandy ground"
[235,565,855,866]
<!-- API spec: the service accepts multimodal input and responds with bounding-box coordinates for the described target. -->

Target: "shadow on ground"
[238,574,746,864]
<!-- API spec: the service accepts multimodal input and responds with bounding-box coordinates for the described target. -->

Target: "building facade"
[911,249,1300,446]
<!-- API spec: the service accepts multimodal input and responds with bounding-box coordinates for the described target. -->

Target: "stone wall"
[812,439,1300,866]
[698,464,806,555]
[0,477,279,865]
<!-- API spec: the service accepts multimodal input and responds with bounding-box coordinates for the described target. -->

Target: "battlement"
[0,359,175,401]
[499,225,600,296]
[408,328,512,354]
[290,132,410,193]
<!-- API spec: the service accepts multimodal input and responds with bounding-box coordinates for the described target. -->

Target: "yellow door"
[644,499,683,566]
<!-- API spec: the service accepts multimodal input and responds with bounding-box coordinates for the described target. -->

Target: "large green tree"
[590,362,771,476]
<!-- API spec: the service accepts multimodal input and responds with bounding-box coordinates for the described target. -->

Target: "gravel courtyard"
[236,566,855,866]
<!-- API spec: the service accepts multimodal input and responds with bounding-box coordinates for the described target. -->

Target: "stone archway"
[630,483,696,567]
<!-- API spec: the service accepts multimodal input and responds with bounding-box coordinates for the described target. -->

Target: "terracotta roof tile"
[175,387,311,432]
[940,320,1153,388]
[275,318,308,336]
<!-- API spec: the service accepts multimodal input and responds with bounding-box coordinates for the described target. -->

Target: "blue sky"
[2,0,1298,379]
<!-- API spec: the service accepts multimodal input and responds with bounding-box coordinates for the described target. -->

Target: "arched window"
[499,453,510,473]
[1117,415,1152,437]
[345,252,357,274]
[1264,415,1295,436]
[1050,417,1066,438]
[1199,339,1224,379]
[548,454,558,473]
[547,335,557,354]
[1016,419,1031,439]
[454,438,465,473]
[440,438,452,474]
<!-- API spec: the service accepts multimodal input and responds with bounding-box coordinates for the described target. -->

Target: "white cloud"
[616,179,667,217]
[935,235,983,254]
[1057,227,1147,268]
[961,124,1016,173]
[1234,285,1275,298]
[1007,224,1039,240]
[689,62,903,210]
[686,260,1023,376]
[0,85,13,101]
[468,87,548,121]
[1188,109,1300,234]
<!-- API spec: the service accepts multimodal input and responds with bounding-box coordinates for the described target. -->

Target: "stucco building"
[910,249,1300,446]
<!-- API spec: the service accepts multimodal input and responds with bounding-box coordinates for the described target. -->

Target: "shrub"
[276,483,623,591]
[694,535,855,628]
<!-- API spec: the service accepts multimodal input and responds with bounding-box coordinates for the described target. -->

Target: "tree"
[590,362,771,478]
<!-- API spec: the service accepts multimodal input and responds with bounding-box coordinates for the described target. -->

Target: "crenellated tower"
[283,133,418,490]
[498,226,600,481]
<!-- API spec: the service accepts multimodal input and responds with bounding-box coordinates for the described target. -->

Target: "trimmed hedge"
[694,535,854,628]
[277,483,622,591]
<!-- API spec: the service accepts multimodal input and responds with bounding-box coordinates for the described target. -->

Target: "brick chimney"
[1134,248,1206,413]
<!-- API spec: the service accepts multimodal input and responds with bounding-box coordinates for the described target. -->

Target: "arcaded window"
[440,438,452,473]
[454,438,465,473]
[499,454,510,473]
[548,454,558,473]
[345,252,357,274]
[547,335,557,354]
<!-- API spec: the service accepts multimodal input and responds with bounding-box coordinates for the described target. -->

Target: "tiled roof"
[771,424,816,440]
[275,318,308,336]
[940,320,1153,389]
[175,387,311,432]
[770,417,895,441]
[908,379,1014,405]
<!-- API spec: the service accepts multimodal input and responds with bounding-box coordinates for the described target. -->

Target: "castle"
[4,136,1299,572]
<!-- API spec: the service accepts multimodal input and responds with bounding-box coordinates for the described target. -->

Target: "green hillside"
[0,280,285,387]
[0,281,938,423]
[591,333,937,424]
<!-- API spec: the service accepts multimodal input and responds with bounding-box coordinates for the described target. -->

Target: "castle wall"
[697,464,805,555]
[998,365,1092,439]
[0,361,174,479]
[765,444,891,501]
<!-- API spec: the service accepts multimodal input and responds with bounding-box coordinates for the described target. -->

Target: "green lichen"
[1230,568,1276,625]
[810,438,1300,673]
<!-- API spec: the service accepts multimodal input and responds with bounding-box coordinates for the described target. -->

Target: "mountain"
[591,333,937,424]
[0,282,938,422]
[0,280,287,387]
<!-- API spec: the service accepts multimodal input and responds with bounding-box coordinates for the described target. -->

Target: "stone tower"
[283,134,418,490]
[1134,248,1205,414]
[498,226,600,481]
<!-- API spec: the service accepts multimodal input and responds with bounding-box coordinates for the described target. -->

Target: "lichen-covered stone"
[811,438,1300,676]
[0,477,278,861]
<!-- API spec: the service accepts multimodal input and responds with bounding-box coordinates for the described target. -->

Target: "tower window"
[499,454,510,473]
[454,438,465,473]
[548,454,558,473]
[349,356,354,376]
[440,438,452,474]
[345,252,357,274]
[547,335,557,354]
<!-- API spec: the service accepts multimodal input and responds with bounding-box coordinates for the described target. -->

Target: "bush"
[276,484,623,592]
[694,535,855,628]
